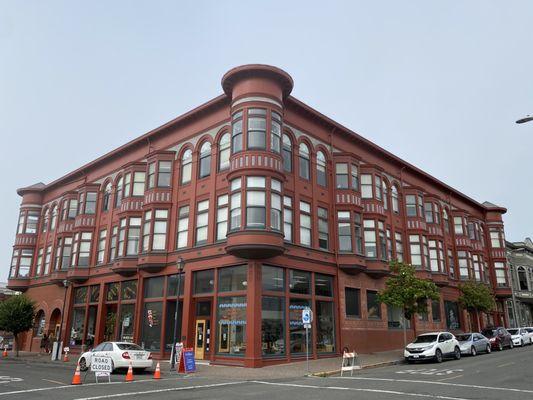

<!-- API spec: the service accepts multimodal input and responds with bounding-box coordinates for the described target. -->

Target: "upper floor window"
[176,205,190,249]
[26,211,39,234]
[181,149,193,185]
[199,142,212,179]
[229,178,242,231]
[375,176,382,201]
[318,207,329,250]
[391,186,399,213]
[282,134,292,172]
[85,192,97,214]
[72,232,92,267]
[490,229,504,248]
[247,109,266,150]
[335,163,349,189]
[196,200,209,245]
[283,196,293,242]
[383,184,389,210]
[271,179,282,231]
[364,220,377,258]
[337,211,352,252]
[299,143,310,180]
[494,262,507,287]
[454,216,465,235]
[361,174,372,198]
[443,209,450,233]
[316,151,327,187]
[271,111,282,153]
[246,176,266,228]
[231,111,243,153]
[158,161,172,187]
[216,195,229,241]
[219,133,230,171]
[405,195,417,217]
[147,162,156,189]
[49,205,58,231]
[117,218,141,257]
[115,177,124,208]
[41,209,49,233]
[102,183,112,212]
[142,209,168,252]
[424,203,440,224]
[299,201,311,246]
[132,172,145,196]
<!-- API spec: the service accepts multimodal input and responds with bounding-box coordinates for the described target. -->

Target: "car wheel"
[498,342,503,351]
[470,346,476,356]
[486,344,491,354]
[79,357,88,371]
[454,346,461,360]
[435,349,443,363]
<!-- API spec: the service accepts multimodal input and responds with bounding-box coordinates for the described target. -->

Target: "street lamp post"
[170,257,185,371]
[54,279,69,361]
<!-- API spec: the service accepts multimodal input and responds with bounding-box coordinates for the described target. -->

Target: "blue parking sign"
[302,308,312,324]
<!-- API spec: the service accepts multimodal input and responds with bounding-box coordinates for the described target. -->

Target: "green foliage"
[0,295,36,356]
[378,261,440,320]
[458,280,495,314]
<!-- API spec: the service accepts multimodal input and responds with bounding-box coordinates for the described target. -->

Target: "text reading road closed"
[91,356,113,373]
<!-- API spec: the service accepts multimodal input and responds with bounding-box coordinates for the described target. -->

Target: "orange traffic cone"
[125,361,134,382]
[2,347,7,357]
[63,352,69,362]
[71,363,82,385]
[153,362,161,379]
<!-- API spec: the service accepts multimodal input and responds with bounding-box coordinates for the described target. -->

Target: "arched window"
[115,177,123,208]
[219,133,230,171]
[199,142,212,179]
[316,151,327,186]
[41,208,49,233]
[49,205,58,231]
[391,185,399,213]
[282,134,292,172]
[518,267,529,291]
[102,182,112,212]
[181,149,193,184]
[383,184,389,210]
[299,143,310,180]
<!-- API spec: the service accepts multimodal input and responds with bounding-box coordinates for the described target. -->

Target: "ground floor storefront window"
[217,296,247,356]
[445,301,461,330]
[69,285,99,348]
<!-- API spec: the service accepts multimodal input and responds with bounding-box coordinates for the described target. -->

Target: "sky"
[1,1,532,281]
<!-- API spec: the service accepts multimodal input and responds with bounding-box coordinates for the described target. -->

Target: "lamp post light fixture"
[516,115,533,124]
[55,279,69,361]
[170,257,185,370]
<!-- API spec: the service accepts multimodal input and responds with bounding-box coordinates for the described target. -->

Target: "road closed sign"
[91,356,113,373]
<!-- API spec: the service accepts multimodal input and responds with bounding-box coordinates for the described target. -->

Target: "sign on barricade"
[91,355,112,383]
[340,351,361,376]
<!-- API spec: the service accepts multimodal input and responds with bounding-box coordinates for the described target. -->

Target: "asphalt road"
[0,345,532,400]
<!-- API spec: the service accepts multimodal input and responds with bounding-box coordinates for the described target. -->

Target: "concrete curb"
[311,359,403,377]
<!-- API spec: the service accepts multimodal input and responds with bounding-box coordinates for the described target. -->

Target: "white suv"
[404,332,461,363]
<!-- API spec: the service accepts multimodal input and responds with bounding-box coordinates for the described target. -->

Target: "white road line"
[250,381,470,400]
[437,375,463,382]
[334,376,533,394]
[73,381,248,400]
[0,376,186,396]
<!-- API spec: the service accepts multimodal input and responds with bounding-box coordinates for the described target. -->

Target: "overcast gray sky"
[1,1,532,281]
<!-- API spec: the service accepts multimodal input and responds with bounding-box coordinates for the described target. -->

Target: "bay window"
[337,211,352,252]
[271,189,282,231]
[454,216,465,235]
[379,222,386,260]
[271,111,282,153]
[43,245,51,274]
[72,232,92,266]
[375,176,382,201]
[152,210,168,250]
[97,230,107,264]
[109,226,118,262]
[157,161,172,187]
[247,109,266,150]
[231,111,243,153]
[490,229,504,248]
[147,162,156,189]
[132,171,145,196]
[283,196,293,242]
[363,220,377,258]
[335,163,349,189]
[395,232,403,262]
[361,174,372,198]
[354,213,363,254]
[458,251,470,279]
[495,262,507,286]
[351,164,359,190]
[406,195,417,217]
[409,234,422,267]
[246,177,266,228]
[126,218,141,256]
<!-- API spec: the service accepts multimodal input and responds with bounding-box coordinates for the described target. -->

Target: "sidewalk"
[0,349,404,379]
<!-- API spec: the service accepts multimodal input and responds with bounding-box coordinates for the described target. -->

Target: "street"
[0,346,532,400]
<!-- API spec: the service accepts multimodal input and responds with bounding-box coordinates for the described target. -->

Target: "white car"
[507,328,532,347]
[78,342,153,372]
[522,327,533,342]
[404,332,461,363]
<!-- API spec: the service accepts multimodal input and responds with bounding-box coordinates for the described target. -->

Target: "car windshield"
[455,334,471,341]
[414,335,438,343]
[116,343,143,351]
[526,328,533,333]
[507,329,518,335]
[481,329,496,338]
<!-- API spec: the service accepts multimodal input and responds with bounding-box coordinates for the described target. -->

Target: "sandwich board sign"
[91,355,112,383]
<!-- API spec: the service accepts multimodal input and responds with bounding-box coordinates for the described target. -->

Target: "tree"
[458,280,495,331]
[378,261,440,346]
[0,295,36,356]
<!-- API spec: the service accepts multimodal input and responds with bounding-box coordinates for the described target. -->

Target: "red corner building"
[8,65,510,367]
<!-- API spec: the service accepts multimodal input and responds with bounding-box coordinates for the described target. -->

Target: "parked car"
[404,332,461,363]
[481,327,513,351]
[522,327,533,342]
[507,328,532,347]
[78,342,153,372]
[455,333,491,356]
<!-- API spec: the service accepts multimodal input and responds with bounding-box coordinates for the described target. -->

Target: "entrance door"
[195,320,206,359]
